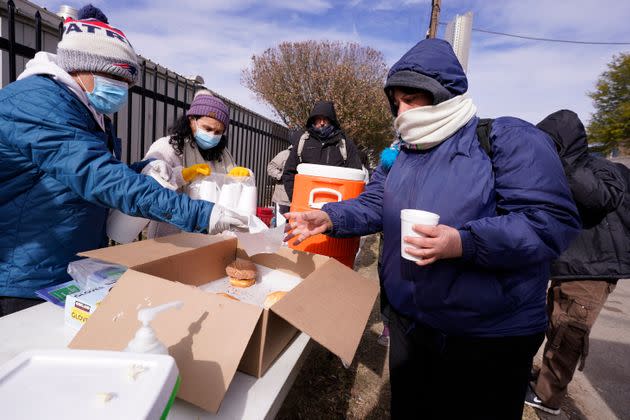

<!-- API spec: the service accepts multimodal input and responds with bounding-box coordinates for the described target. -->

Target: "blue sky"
[39,0,629,126]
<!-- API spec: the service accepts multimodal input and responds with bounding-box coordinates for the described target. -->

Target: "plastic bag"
[67,258,127,290]
[189,173,257,217]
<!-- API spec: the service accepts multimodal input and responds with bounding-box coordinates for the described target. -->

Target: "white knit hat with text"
[56,5,138,85]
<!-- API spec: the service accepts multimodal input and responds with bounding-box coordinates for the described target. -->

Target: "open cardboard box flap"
[269,258,379,366]
[72,233,379,411]
[79,232,227,267]
[68,270,262,413]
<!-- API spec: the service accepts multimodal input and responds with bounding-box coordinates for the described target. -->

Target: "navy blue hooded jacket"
[0,75,213,298]
[323,40,580,337]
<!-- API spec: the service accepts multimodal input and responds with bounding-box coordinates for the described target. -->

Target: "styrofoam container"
[0,349,180,420]
[297,163,366,181]
[237,184,257,216]
[218,182,242,208]
[400,209,440,261]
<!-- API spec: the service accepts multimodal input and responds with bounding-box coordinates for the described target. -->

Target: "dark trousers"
[389,310,544,420]
[0,296,43,317]
[534,279,616,408]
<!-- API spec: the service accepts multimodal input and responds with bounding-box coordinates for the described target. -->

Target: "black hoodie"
[282,101,362,200]
[537,110,630,280]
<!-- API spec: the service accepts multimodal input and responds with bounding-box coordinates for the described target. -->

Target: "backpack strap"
[476,118,494,157]
[296,132,309,163]
[297,132,348,164]
[338,138,348,163]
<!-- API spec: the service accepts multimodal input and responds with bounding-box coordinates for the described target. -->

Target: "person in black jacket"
[282,101,362,201]
[525,110,630,415]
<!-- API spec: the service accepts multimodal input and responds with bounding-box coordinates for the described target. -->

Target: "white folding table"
[0,302,311,419]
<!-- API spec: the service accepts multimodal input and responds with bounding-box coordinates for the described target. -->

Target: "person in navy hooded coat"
[285,39,580,419]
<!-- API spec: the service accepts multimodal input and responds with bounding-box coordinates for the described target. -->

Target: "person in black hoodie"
[282,101,362,201]
[525,110,630,415]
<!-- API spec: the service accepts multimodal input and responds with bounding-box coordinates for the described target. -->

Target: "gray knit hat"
[56,6,139,85]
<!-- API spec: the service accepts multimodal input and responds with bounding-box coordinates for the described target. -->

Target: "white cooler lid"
[297,163,365,181]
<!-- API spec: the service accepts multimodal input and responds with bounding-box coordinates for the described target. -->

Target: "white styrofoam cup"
[400,209,440,261]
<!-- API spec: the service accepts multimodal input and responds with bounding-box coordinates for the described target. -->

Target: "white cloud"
[99,3,370,119]
[275,0,333,13]
[457,0,629,124]
[36,0,629,127]
[467,42,618,124]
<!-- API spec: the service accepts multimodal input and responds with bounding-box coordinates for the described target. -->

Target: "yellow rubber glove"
[182,163,211,183]
[228,166,251,177]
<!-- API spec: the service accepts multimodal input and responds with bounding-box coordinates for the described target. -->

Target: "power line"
[439,22,630,45]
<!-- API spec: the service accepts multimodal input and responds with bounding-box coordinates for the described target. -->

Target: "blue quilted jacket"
[0,75,212,298]
[323,40,581,337]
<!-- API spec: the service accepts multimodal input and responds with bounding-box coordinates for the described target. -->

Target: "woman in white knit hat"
[0,5,244,316]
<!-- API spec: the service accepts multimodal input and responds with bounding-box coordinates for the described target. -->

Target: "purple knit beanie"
[186,93,230,131]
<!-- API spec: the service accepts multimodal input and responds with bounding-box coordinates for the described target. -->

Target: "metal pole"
[126,91,133,164]
[8,0,17,82]
[150,65,157,142]
[183,79,188,111]
[427,0,441,39]
[35,11,42,52]
[163,71,169,136]
[173,76,179,124]
[139,60,147,157]
[232,108,240,162]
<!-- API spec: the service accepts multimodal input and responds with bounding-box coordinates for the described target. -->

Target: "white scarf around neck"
[394,94,477,150]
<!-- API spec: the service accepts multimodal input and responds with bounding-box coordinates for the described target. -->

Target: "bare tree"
[242,40,393,159]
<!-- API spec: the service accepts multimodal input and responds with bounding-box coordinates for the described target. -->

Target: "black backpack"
[476,117,630,231]
[613,161,630,230]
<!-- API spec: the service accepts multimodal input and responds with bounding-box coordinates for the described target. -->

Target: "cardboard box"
[68,233,379,413]
[64,285,110,330]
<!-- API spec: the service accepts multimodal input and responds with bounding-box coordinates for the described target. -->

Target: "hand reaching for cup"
[403,224,463,266]
[283,210,333,245]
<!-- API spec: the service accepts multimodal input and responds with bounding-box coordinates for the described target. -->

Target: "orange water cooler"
[289,164,366,268]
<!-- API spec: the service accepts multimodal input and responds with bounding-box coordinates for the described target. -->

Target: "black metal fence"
[0,0,289,206]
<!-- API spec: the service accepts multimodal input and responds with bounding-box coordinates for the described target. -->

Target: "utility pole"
[427,0,442,39]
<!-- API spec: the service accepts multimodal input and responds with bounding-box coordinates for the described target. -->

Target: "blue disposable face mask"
[84,75,129,114]
[194,124,222,150]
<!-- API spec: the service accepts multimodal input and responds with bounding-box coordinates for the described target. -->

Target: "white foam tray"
[0,349,178,420]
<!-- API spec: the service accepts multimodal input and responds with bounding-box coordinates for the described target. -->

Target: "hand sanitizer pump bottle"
[125,301,183,355]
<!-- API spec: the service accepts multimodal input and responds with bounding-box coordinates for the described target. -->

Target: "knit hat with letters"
[56,5,139,85]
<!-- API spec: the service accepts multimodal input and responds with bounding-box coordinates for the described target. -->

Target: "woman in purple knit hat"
[143,89,247,238]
